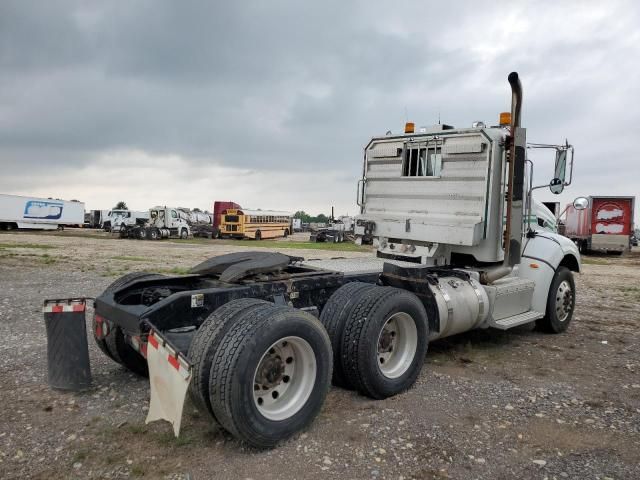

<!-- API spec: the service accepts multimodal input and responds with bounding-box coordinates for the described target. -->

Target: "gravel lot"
[1,231,639,479]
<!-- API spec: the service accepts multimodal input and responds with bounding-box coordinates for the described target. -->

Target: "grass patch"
[40,254,57,265]
[71,449,89,464]
[581,257,609,265]
[127,423,149,435]
[156,266,192,275]
[242,240,370,252]
[0,242,57,250]
[112,256,152,262]
[155,430,194,447]
[619,286,640,300]
[164,236,370,252]
[131,464,147,477]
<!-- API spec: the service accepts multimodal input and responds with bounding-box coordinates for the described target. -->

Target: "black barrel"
[43,298,92,390]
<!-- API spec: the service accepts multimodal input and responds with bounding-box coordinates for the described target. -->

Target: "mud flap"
[145,331,192,436]
[43,298,92,391]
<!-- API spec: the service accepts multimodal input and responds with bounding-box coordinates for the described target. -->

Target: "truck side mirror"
[549,149,568,194]
[572,197,589,210]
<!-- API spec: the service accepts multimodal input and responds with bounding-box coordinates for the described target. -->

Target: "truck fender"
[518,233,580,314]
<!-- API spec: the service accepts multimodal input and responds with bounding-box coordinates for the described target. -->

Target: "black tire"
[180,228,188,239]
[138,228,148,240]
[149,228,159,240]
[208,304,332,448]
[188,298,271,419]
[255,230,262,241]
[93,272,164,373]
[283,229,289,238]
[105,328,149,376]
[319,282,377,388]
[340,286,428,399]
[536,266,575,333]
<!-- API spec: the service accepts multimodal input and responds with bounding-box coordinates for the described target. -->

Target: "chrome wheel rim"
[555,280,573,322]
[253,336,316,421]
[376,312,418,379]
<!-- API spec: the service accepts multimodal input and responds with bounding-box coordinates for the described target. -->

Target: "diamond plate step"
[490,310,544,330]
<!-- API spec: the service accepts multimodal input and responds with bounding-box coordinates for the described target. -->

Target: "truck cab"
[354,73,582,329]
[148,207,191,239]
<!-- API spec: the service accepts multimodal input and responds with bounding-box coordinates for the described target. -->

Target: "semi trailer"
[564,196,635,253]
[64,72,585,448]
[0,194,84,230]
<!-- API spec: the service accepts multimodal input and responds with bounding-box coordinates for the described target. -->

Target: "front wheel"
[255,230,262,241]
[536,266,575,333]
[180,228,188,239]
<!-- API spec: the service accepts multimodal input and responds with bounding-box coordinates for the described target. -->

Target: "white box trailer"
[0,194,85,230]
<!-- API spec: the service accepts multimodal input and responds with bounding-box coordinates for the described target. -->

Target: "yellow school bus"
[219,209,292,240]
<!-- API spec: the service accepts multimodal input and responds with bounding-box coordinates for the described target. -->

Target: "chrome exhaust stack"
[503,72,526,268]
[481,72,526,285]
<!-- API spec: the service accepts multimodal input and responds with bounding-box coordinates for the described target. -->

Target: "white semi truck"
[0,194,84,230]
[118,206,204,240]
[62,72,585,448]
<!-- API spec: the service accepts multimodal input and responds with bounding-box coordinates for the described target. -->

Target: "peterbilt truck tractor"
[75,72,585,448]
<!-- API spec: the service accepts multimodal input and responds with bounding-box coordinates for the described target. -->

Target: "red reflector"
[52,305,64,313]
[148,334,159,349]
[167,354,180,371]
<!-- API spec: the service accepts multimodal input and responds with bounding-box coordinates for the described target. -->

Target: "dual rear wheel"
[188,299,332,448]
[320,283,429,399]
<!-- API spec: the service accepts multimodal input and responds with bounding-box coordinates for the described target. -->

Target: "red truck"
[564,196,635,254]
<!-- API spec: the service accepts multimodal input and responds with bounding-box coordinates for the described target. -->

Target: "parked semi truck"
[72,73,585,448]
[103,209,150,232]
[564,196,635,253]
[0,194,84,230]
[118,206,192,239]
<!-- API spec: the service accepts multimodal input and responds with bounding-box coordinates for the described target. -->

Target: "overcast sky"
[1,0,639,222]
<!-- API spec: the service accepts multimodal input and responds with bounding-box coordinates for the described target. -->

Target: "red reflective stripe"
[167,355,180,371]
[72,304,85,312]
[148,334,159,349]
[140,341,148,358]
[52,305,64,313]
[95,324,103,338]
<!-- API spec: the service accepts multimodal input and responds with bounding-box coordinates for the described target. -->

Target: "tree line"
[293,211,329,223]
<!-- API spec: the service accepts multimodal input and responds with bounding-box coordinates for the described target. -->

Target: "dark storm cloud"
[1,0,639,216]
[0,1,477,170]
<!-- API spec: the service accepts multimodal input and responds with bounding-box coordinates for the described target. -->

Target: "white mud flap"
[145,331,192,436]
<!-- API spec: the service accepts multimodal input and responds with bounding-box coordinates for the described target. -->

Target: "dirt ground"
[1,231,639,479]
